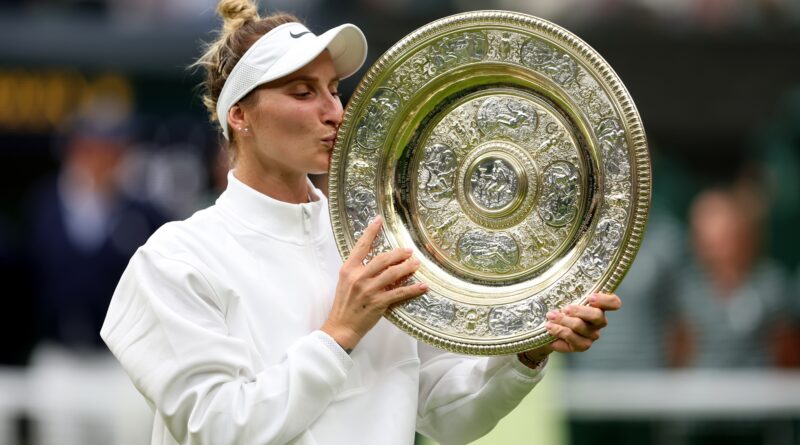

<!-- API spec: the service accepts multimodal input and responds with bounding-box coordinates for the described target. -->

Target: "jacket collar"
[216,170,327,243]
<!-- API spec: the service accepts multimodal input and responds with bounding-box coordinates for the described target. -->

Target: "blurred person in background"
[668,182,793,369]
[665,180,791,445]
[666,179,797,445]
[100,1,621,444]
[24,92,168,445]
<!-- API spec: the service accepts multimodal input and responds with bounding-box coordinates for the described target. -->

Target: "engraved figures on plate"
[469,158,519,210]
[418,144,458,209]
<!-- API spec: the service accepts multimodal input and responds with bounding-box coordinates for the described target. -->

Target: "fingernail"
[588,294,597,304]
[545,322,555,330]
[419,283,428,291]
[411,258,421,266]
[564,307,573,316]
[546,311,557,320]
[371,215,383,225]
[404,247,414,254]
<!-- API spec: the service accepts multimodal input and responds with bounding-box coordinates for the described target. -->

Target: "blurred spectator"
[26,94,167,351]
[668,184,794,368]
[23,93,167,445]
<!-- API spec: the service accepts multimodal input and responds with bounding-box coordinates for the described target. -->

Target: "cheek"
[254,95,297,130]
[272,105,314,137]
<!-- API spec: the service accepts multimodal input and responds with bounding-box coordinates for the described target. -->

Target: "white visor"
[216,22,368,140]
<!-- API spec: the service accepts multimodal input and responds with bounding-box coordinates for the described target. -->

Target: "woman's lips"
[322,134,337,148]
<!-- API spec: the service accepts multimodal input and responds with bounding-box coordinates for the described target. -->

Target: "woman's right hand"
[321,216,428,350]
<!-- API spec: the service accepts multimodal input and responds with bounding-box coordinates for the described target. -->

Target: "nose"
[321,93,343,128]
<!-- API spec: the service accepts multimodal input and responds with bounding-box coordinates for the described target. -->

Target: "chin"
[308,156,331,175]
[307,164,329,176]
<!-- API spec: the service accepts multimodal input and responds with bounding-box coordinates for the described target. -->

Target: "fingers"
[383,281,429,306]
[543,293,620,354]
[560,305,607,328]
[545,322,593,352]
[549,338,590,354]
[372,257,420,290]
[346,216,383,266]
[587,293,622,311]
[362,247,413,278]
[547,311,601,341]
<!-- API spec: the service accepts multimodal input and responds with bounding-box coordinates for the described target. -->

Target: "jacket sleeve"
[100,248,353,445]
[415,342,546,445]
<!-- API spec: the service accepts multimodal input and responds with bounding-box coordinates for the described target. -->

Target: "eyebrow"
[282,75,339,86]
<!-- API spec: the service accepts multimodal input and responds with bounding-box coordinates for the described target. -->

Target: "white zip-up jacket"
[101,172,545,445]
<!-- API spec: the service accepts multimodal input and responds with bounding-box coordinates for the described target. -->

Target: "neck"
[706,259,753,296]
[234,165,310,204]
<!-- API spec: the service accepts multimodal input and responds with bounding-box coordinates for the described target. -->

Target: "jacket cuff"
[509,354,548,380]
[310,330,355,371]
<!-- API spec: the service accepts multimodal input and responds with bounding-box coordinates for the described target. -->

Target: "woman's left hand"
[521,293,622,362]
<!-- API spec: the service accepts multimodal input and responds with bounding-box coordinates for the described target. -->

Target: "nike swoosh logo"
[289,31,311,39]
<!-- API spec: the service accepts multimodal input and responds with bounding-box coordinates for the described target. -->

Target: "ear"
[227,103,250,136]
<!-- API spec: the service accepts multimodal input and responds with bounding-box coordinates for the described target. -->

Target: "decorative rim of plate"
[329,10,651,355]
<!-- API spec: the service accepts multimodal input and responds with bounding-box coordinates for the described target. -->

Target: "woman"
[101,1,621,444]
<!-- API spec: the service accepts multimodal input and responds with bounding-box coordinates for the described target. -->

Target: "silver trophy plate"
[329,11,651,355]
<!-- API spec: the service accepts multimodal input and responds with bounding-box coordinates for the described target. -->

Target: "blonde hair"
[193,0,299,156]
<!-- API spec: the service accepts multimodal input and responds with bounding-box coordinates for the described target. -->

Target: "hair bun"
[217,0,260,34]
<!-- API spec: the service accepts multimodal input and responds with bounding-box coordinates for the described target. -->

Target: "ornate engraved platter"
[329,11,651,355]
